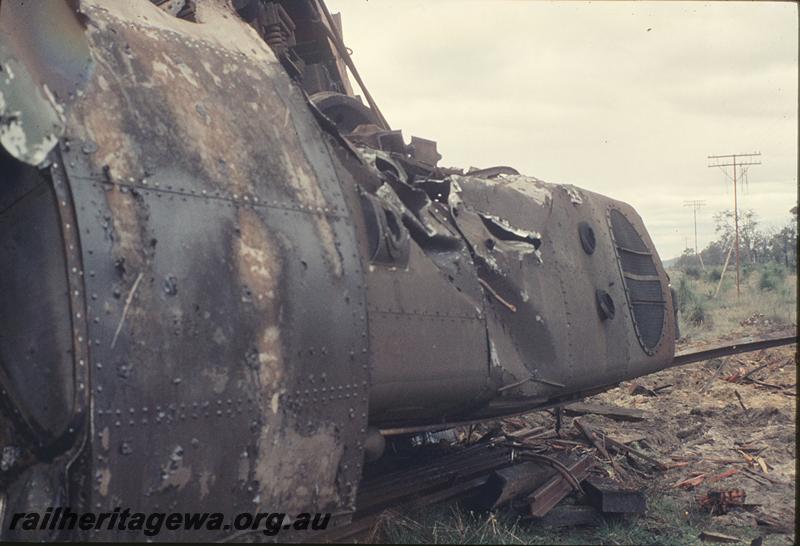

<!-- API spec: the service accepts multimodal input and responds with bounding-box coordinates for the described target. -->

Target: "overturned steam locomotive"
[0,0,678,540]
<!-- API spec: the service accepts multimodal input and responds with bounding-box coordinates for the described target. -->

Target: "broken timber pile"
[582,476,646,515]
[318,443,515,542]
[321,405,663,541]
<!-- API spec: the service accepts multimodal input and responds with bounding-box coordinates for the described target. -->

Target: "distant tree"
[758,206,797,270]
[713,210,735,251]
[677,206,796,272]
[740,210,759,264]
[713,209,760,264]
[751,226,771,264]
[772,206,798,270]
[699,240,725,266]
[675,247,701,271]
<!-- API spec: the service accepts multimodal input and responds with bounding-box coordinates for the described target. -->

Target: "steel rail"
[670,333,796,368]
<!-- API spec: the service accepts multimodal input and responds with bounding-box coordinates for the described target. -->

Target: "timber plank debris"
[562,402,650,421]
[628,382,673,396]
[319,444,514,542]
[575,418,667,471]
[533,504,603,528]
[573,418,629,481]
[699,530,743,543]
[582,475,646,514]
[474,460,555,510]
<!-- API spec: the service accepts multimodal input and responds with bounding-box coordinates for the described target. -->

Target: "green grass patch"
[759,263,787,292]
[671,264,796,342]
[372,493,771,545]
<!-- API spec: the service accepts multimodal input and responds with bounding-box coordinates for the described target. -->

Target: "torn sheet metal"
[448,175,549,275]
[561,184,584,205]
[478,212,542,260]
[450,174,552,235]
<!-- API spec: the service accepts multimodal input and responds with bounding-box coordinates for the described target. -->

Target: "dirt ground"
[489,322,797,544]
[592,338,794,533]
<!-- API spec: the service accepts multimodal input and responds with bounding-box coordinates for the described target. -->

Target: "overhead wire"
[316,1,391,130]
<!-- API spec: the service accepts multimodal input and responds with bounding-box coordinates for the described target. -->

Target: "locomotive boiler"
[0,0,678,540]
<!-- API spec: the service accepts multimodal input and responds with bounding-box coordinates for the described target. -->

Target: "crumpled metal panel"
[447,174,675,401]
[52,0,368,539]
[448,175,561,395]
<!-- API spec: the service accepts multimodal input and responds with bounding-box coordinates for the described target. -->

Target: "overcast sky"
[327,0,798,259]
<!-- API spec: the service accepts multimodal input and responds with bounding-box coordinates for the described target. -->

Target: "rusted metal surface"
[0,1,95,167]
[671,334,796,367]
[528,454,596,518]
[449,174,675,402]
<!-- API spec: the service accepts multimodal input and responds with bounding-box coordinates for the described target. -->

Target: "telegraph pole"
[683,199,706,269]
[707,152,761,298]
